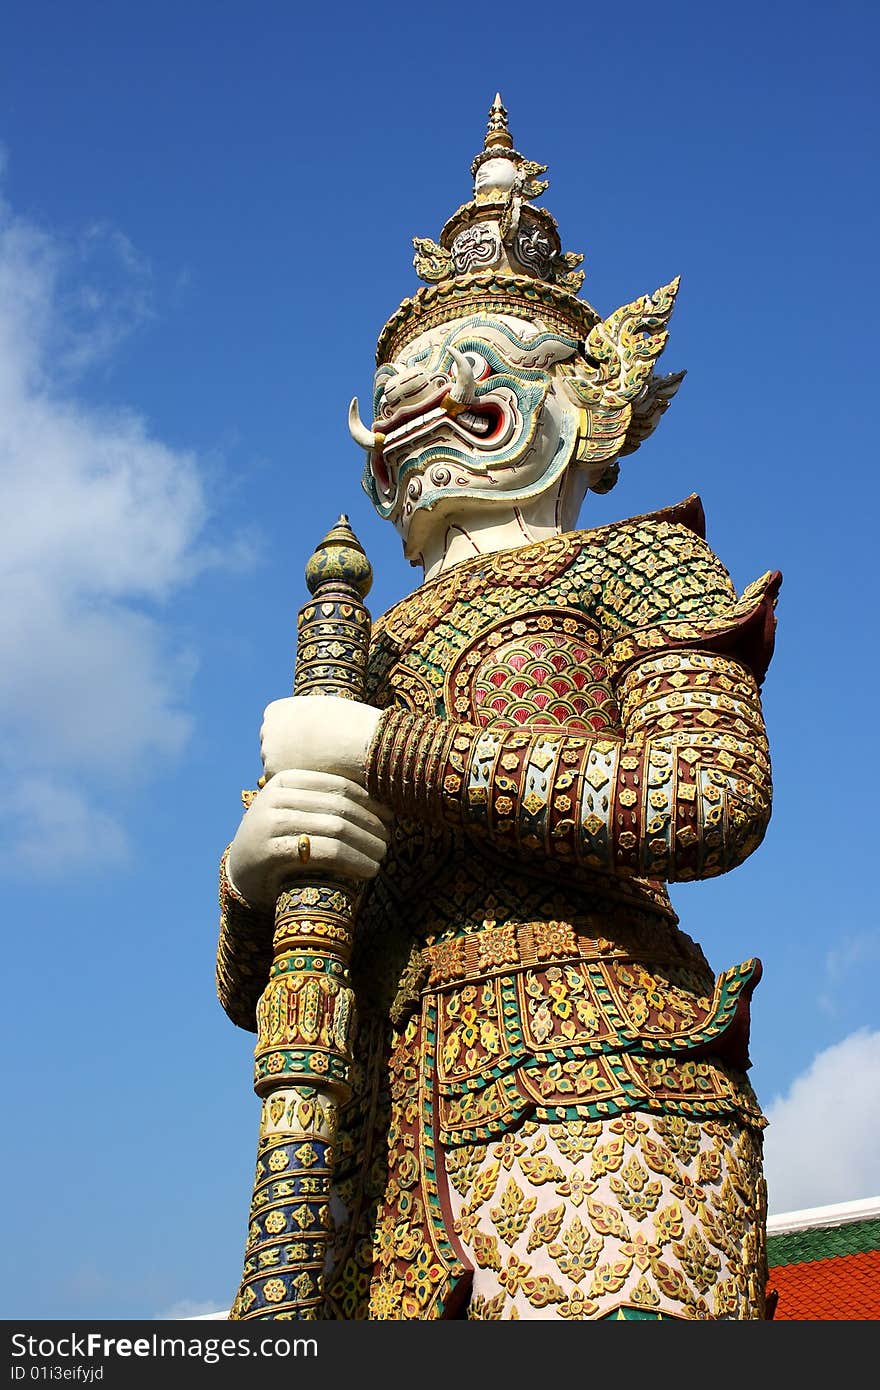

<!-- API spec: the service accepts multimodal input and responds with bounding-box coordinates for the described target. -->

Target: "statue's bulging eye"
[457,350,491,381]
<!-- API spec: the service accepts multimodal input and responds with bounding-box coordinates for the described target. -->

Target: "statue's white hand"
[260,695,383,786]
[227,769,392,908]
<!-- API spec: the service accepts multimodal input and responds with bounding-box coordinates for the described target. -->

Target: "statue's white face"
[359,313,583,556]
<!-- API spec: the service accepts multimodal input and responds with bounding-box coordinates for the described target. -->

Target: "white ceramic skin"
[227,763,390,905]
[363,313,589,575]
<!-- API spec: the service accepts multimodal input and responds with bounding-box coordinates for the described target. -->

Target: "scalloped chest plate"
[445,609,623,734]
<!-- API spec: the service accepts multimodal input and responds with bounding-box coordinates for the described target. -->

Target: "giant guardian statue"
[218,96,781,1321]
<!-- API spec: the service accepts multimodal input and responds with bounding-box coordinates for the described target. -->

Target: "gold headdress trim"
[377,272,600,365]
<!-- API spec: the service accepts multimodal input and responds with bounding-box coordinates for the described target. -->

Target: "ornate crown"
[376,95,601,365]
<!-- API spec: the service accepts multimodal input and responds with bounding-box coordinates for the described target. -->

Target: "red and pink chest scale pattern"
[446,610,623,735]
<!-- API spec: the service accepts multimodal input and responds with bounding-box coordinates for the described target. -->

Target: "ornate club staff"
[230,516,373,1320]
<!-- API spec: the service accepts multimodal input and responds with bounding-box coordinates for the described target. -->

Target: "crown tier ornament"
[379,93,594,365]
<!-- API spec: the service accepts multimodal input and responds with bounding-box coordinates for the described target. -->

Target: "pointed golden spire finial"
[390,93,593,364]
[484,92,513,152]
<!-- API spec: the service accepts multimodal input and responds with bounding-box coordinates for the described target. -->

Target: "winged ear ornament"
[620,369,687,457]
[557,277,684,483]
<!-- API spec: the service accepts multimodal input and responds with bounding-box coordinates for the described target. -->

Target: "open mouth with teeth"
[372,399,507,498]
[453,403,504,438]
[377,391,505,447]
[380,399,505,451]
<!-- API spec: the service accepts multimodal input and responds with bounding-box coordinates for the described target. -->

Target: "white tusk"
[447,346,476,406]
[348,397,383,452]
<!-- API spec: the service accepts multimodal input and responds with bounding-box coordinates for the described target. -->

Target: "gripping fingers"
[268,787,391,843]
[272,810,389,862]
[287,836,383,880]
[268,770,393,825]
[272,826,386,881]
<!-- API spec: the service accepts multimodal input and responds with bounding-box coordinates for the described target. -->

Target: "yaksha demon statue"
[218,96,781,1320]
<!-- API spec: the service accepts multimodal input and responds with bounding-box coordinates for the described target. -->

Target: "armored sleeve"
[215,843,274,1031]
[366,526,781,884]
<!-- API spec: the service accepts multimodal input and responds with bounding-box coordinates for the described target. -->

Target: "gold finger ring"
[297,834,311,864]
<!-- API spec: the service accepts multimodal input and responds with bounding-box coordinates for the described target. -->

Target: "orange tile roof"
[768,1248,880,1320]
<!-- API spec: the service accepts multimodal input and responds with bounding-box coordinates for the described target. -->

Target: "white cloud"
[0,169,243,870]
[819,930,880,1016]
[0,779,130,873]
[155,1298,229,1321]
[763,1028,880,1215]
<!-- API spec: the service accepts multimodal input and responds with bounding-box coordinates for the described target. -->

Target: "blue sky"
[1,0,877,1319]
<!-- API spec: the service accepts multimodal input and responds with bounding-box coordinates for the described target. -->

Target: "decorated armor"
[218,96,780,1320]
